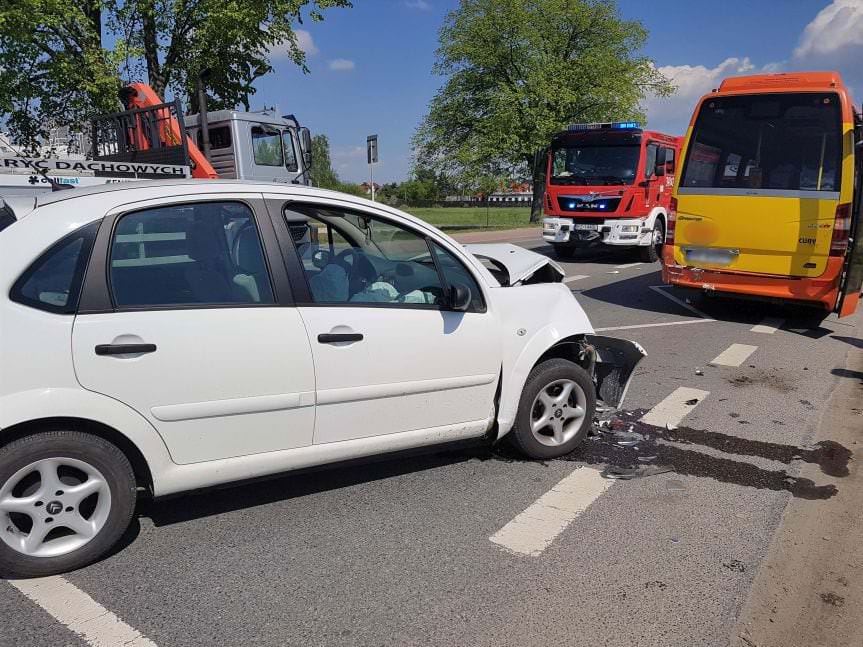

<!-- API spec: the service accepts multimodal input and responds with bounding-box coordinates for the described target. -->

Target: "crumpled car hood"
[464,243,565,286]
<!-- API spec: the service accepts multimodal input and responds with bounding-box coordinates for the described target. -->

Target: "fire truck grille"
[557,197,621,213]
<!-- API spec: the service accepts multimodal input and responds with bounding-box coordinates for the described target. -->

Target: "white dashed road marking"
[640,386,710,429]
[9,576,157,647]
[491,388,710,557]
[750,317,785,334]
[710,343,758,367]
[595,319,715,332]
[648,285,713,320]
[615,262,643,269]
[564,274,589,283]
[489,467,613,557]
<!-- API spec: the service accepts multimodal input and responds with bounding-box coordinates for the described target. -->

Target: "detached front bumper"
[542,217,653,247]
[584,335,647,410]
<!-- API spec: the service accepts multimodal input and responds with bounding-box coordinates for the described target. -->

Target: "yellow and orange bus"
[663,71,862,317]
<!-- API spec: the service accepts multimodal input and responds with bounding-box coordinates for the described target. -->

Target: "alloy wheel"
[0,457,112,558]
[529,378,588,447]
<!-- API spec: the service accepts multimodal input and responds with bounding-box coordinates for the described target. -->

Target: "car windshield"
[550,145,640,185]
[680,92,842,193]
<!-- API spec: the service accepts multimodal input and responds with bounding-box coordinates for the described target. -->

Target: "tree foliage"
[412,0,673,219]
[0,1,120,151]
[310,133,339,188]
[0,0,350,148]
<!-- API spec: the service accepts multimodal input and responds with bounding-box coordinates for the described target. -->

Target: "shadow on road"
[832,335,863,350]
[137,440,486,527]
[529,242,640,265]
[831,367,863,384]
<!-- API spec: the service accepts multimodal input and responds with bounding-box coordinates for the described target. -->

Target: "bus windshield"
[550,145,640,185]
[681,92,842,193]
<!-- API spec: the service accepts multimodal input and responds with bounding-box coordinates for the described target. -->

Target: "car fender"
[0,387,174,490]
[493,283,594,436]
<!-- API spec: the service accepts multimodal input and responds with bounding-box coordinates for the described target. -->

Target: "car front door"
[269,197,501,445]
[71,195,316,464]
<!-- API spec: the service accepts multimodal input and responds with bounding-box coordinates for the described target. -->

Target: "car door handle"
[95,343,157,356]
[317,333,363,344]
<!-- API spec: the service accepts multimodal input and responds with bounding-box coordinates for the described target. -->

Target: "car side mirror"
[449,283,471,312]
[300,127,312,168]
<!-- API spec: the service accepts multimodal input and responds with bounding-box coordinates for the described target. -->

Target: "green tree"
[0,0,350,148]
[413,0,673,221]
[0,2,120,151]
[310,133,340,188]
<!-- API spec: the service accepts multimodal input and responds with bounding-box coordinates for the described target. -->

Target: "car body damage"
[464,243,565,286]
[584,334,646,409]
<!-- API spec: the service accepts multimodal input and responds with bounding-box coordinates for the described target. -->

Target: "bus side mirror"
[300,127,312,168]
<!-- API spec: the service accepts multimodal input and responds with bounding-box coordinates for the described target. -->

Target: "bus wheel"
[640,220,664,262]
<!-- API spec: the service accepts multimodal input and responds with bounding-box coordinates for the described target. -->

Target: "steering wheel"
[334,248,378,296]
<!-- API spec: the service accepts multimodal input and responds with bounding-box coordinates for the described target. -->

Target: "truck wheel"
[0,431,137,578]
[509,359,596,460]
[639,220,664,262]
[552,244,575,259]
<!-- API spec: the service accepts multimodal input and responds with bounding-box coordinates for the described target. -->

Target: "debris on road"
[601,465,673,480]
[695,368,704,376]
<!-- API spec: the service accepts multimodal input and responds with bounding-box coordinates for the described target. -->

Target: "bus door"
[836,120,863,318]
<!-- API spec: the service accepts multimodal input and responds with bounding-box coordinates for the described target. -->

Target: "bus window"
[681,93,842,194]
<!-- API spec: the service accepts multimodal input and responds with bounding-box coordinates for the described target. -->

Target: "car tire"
[0,431,136,578]
[639,219,664,262]
[509,358,596,460]
[552,244,576,259]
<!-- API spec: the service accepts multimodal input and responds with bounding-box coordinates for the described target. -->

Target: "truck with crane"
[0,83,313,197]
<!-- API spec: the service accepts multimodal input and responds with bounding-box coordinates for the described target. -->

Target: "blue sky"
[255,0,863,183]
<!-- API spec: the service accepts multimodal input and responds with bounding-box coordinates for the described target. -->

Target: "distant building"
[488,180,532,204]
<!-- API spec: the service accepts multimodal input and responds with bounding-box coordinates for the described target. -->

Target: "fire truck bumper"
[542,217,652,246]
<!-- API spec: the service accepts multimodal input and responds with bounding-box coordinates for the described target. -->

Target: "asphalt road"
[2,236,861,647]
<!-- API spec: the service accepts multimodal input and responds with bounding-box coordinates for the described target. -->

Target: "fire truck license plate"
[573,223,598,231]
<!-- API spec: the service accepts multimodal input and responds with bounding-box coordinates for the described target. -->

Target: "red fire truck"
[542,122,682,262]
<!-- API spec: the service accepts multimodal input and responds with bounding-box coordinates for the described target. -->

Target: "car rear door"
[267,196,501,445]
[71,194,317,464]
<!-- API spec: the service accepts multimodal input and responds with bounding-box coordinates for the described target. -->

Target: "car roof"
[34,179,345,207]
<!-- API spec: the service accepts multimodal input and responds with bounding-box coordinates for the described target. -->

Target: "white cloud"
[328,58,355,71]
[794,0,863,59]
[270,29,318,59]
[404,0,431,10]
[645,57,779,135]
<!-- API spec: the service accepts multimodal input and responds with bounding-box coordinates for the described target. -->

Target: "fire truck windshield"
[550,145,640,185]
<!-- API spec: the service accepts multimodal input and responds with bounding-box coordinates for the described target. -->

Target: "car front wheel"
[509,358,596,459]
[0,431,136,578]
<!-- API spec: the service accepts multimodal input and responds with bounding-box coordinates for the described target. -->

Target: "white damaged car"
[0,182,644,576]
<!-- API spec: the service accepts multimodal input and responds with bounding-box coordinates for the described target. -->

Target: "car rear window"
[10,220,100,313]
